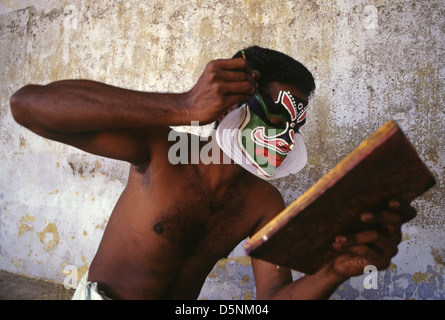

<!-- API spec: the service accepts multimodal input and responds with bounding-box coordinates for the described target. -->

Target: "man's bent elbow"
[10,85,41,128]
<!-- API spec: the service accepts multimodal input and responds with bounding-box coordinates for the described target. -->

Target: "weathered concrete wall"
[0,0,443,299]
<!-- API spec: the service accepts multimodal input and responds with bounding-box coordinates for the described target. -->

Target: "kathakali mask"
[238,91,308,178]
[216,90,309,180]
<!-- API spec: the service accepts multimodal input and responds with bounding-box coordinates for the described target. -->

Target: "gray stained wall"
[0,0,444,299]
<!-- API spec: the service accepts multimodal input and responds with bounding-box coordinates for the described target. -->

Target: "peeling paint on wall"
[18,214,35,237]
[1,0,444,299]
[37,223,60,252]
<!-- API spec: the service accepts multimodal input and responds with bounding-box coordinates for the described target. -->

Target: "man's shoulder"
[244,178,286,236]
[243,175,285,215]
[245,174,283,196]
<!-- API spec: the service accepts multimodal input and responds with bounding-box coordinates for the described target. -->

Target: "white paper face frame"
[216,105,307,180]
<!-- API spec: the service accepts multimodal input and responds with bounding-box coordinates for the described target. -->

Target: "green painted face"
[238,91,308,178]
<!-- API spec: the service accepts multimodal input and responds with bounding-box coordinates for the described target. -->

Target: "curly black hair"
[232,46,316,97]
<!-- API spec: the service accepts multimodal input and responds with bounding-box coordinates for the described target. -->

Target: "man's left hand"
[328,200,417,280]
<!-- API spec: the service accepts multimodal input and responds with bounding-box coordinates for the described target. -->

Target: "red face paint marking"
[297,110,307,123]
[253,128,291,154]
[254,148,284,167]
[280,91,297,121]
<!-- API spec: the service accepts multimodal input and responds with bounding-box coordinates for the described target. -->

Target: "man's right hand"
[184,58,258,124]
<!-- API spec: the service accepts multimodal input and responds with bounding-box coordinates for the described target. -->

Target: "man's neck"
[196,132,247,194]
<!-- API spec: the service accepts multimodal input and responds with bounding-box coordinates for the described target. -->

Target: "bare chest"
[121,163,263,261]
[152,187,251,259]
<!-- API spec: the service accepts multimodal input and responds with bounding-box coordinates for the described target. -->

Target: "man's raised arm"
[10,80,191,133]
[10,58,257,163]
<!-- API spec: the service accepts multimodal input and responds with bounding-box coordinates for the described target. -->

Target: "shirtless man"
[10,46,414,300]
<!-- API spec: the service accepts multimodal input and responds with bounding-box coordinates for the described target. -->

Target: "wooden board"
[244,121,436,275]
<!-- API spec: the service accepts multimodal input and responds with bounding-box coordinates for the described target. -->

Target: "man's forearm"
[10,79,190,133]
[268,266,346,300]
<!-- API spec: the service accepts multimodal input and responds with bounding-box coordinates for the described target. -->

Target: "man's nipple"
[153,223,164,234]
